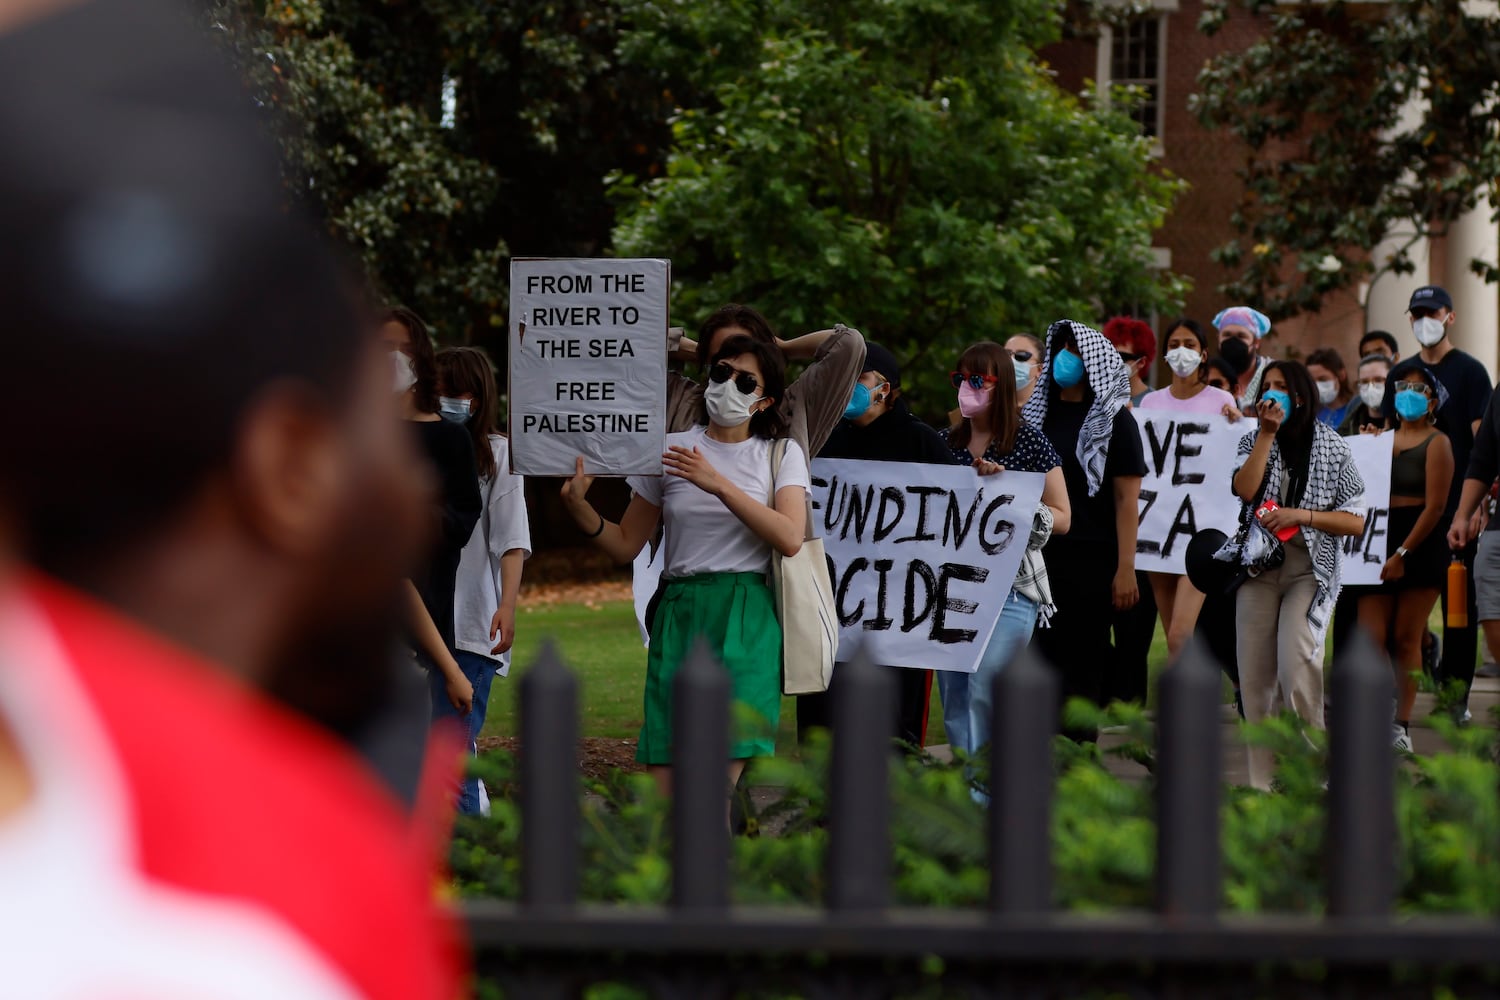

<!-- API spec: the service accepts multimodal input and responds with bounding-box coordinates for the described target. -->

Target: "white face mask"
[1413,316,1447,348]
[704,377,762,428]
[1165,346,1203,378]
[391,350,416,394]
[1315,379,1338,405]
[1359,383,1385,411]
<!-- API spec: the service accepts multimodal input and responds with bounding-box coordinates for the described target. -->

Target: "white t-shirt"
[453,436,532,674]
[628,427,809,579]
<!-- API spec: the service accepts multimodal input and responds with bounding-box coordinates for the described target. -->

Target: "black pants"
[1438,540,1479,701]
[796,665,931,750]
[1036,540,1117,739]
[1104,569,1155,705]
[1194,586,1239,688]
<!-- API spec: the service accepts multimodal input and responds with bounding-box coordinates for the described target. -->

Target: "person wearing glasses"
[1138,318,1240,665]
[1408,285,1493,722]
[562,337,808,802]
[1203,356,1238,395]
[1023,321,1146,738]
[1006,332,1045,407]
[1354,360,1454,751]
[1103,316,1157,407]
[937,342,1071,758]
[1339,353,1395,436]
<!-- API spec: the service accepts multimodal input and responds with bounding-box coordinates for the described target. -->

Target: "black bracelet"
[586,513,606,539]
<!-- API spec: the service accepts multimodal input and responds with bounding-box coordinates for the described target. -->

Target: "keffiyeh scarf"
[1021,319,1132,497]
[1216,421,1366,645]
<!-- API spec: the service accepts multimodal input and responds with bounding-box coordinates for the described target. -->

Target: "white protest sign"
[1133,412,1244,574]
[1341,431,1394,586]
[810,459,1046,674]
[509,258,668,476]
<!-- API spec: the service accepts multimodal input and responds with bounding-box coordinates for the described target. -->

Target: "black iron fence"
[463,631,1500,998]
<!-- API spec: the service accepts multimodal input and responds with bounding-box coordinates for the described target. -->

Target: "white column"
[1365,223,1432,344]
[1444,195,1499,377]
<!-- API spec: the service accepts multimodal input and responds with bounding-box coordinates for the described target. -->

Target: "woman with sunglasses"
[1203,357,1238,395]
[937,342,1071,757]
[562,336,807,805]
[1005,333,1044,407]
[1138,318,1240,664]
[1103,316,1156,407]
[1356,361,1453,752]
[1022,320,1147,738]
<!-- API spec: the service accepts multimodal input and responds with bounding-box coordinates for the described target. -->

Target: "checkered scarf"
[1021,319,1132,497]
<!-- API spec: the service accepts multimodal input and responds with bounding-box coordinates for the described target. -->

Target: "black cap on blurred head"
[1408,285,1453,312]
[1184,529,1236,597]
[861,342,901,388]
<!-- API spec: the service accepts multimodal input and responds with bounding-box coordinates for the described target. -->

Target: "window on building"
[1109,17,1164,139]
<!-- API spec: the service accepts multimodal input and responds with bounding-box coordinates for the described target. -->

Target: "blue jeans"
[937,591,1039,756]
[429,650,498,815]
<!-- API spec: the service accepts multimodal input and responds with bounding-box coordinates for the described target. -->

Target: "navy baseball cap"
[861,342,902,387]
[1408,285,1453,312]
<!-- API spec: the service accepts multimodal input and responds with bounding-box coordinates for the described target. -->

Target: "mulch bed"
[478,735,644,782]
[518,547,633,607]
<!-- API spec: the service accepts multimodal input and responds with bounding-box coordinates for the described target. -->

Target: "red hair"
[1103,316,1156,367]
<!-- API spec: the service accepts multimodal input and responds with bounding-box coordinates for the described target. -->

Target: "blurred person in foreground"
[0,1,462,996]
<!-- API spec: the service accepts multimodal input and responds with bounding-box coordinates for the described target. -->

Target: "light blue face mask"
[1013,360,1033,390]
[1052,349,1085,389]
[1260,389,1293,418]
[843,382,872,420]
[1395,388,1430,422]
[438,396,473,424]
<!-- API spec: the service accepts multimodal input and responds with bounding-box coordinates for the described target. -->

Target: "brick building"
[1041,0,1497,381]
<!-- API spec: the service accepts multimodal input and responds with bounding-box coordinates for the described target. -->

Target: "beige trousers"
[1235,537,1324,790]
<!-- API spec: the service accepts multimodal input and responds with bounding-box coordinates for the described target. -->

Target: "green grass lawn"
[492,599,1174,746]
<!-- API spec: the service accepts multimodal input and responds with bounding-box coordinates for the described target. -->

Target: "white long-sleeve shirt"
[453,436,531,674]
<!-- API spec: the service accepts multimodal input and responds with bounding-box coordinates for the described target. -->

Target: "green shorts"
[638,571,781,765]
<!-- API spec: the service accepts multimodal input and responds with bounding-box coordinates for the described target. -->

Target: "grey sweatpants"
[1236,537,1324,790]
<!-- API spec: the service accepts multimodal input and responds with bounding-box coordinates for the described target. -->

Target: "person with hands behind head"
[436,346,531,814]
[1228,361,1365,790]
[797,344,954,750]
[937,342,1070,759]
[563,336,807,808]
[1023,320,1146,738]
[1355,361,1453,752]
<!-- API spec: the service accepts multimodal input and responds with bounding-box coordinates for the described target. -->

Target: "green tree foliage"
[1191,0,1500,318]
[207,0,672,345]
[608,0,1185,411]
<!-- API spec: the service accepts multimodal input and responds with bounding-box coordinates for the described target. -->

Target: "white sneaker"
[1392,727,1413,753]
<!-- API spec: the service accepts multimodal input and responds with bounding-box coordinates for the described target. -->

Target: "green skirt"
[638,571,782,765]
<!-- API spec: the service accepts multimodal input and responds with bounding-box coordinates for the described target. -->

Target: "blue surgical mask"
[1395,388,1430,422]
[1013,360,1033,390]
[843,382,871,420]
[1052,349,1085,389]
[1261,389,1293,418]
[438,395,473,424]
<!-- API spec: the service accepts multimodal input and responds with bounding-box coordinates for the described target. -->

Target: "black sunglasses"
[1010,349,1034,363]
[1118,351,1142,363]
[1207,378,1230,390]
[709,362,761,395]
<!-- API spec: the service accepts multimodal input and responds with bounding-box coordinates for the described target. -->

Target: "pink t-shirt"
[1139,385,1238,415]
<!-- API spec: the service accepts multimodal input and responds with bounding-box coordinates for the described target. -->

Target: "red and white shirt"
[0,576,464,999]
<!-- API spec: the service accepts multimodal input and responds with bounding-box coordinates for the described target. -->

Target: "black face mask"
[1219,337,1252,375]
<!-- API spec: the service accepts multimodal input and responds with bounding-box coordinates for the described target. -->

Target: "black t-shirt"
[819,406,959,466]
[411,418,482,651]
[1431,348,1493,513]
[1042,400,1147,545]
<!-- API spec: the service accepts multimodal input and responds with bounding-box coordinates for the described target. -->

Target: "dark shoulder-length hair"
[697,303,779,370]
[384,305,439,415]
[1261,360,1318,503]
[947,341,1018,455]
[436,346,500,479]
[711,334,788,441]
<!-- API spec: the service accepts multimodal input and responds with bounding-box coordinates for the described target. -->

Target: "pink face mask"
[957,382,993,418]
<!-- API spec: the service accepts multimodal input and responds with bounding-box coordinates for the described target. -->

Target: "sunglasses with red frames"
[951,371,1001,390]
[709,362,762,395]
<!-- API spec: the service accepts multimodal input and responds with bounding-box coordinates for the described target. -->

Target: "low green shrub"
[450,700,1500,914]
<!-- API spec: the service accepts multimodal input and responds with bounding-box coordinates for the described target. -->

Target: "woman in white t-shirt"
[1138,318,1240,663]
[435,346,532,816]
[563,336,808,799]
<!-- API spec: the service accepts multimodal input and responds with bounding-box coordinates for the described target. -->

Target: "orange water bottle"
[1448,556,1469,629]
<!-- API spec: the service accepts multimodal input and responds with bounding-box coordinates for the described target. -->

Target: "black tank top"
[1390,433,1436,499]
